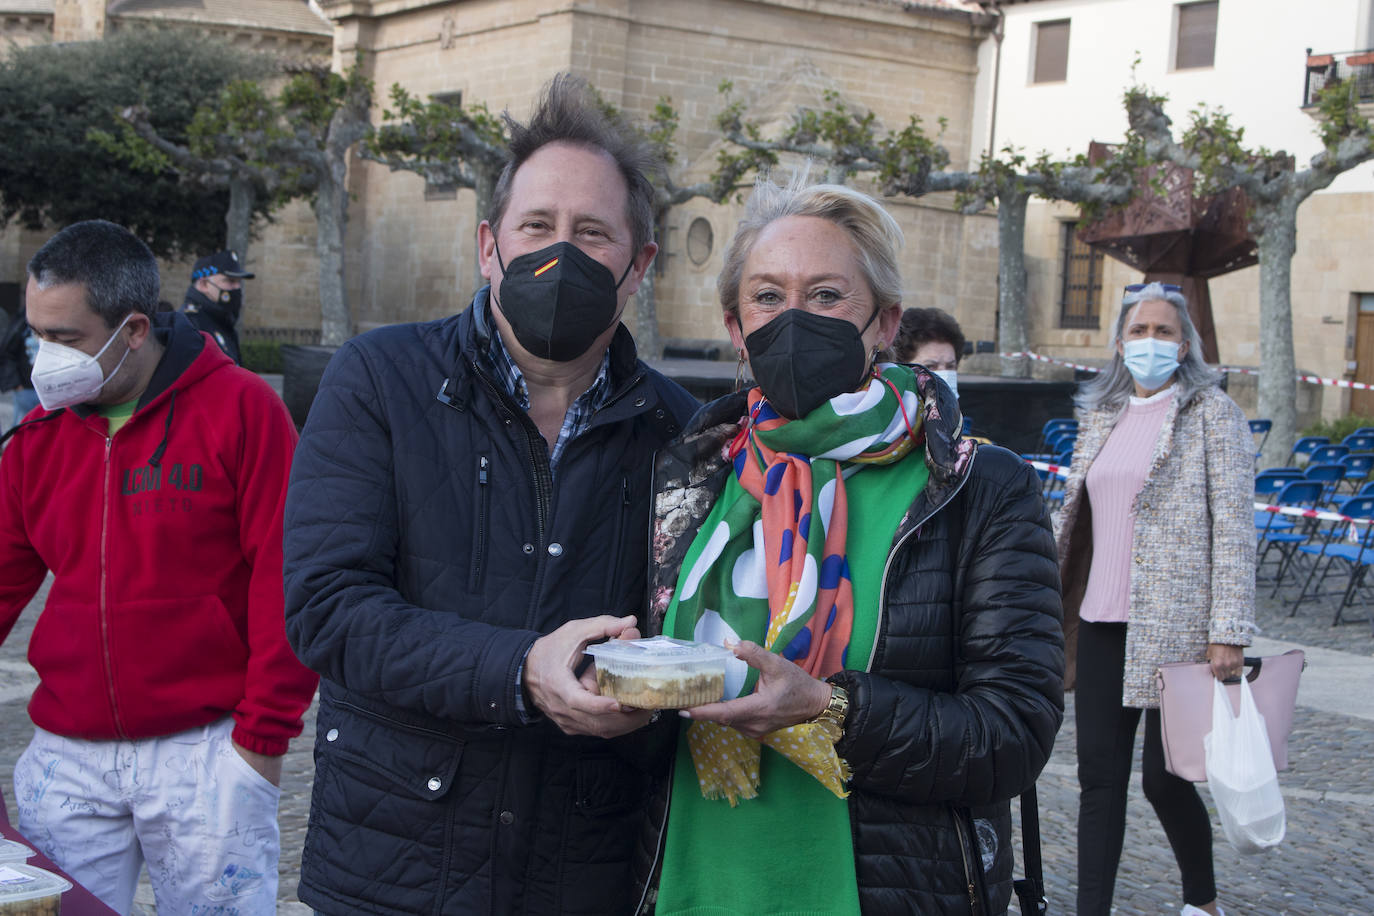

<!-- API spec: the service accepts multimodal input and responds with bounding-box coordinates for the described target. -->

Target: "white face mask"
[933,368,958,399]
[30,314,133,411]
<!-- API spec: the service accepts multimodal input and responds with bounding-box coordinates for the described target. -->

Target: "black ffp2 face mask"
[217,286,243,321]
[744,307,879,420]
[494,240,634,362]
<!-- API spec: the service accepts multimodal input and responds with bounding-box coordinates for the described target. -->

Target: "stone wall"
[330,0,998,349]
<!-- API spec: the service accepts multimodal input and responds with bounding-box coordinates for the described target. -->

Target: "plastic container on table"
[0,842,32,865]
[0,862,72,915]
[585,636,734,709]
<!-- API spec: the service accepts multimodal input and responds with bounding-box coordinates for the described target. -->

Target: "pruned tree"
[710,85,1136,376]
[0,30,268,258]
[91,77,317,262]
[1124,80,1374,465]
[361,85,509,293]
[91,62,373,346]
[278,63,375,346]
[632,95,760,358]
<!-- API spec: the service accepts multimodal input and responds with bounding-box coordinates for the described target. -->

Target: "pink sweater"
[1079,387,1174,623]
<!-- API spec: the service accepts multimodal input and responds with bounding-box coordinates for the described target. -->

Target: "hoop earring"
[734,349,748,392]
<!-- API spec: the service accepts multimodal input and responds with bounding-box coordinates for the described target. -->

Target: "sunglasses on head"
[1124,283,1183,293]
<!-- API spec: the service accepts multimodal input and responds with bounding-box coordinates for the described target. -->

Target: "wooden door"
[1353,311,1374,417]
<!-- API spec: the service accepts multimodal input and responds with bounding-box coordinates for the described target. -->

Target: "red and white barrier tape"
[1254,502,1373,525]
[1026,459,1070,479]
[1026,459,1370,525]
[1220,366,1374,391]
[1002,351,1374,391]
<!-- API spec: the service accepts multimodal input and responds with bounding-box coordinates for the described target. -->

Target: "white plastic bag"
[1204,676,1286,853]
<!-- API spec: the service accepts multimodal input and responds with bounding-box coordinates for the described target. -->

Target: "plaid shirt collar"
[475,303,613,469]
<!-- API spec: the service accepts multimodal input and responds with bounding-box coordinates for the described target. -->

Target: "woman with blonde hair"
[632,177,1064,915]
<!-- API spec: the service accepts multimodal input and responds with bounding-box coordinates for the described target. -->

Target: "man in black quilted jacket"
[282,74,699,915]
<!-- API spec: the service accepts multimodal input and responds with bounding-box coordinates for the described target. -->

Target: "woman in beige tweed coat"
[1057,282,1255,916]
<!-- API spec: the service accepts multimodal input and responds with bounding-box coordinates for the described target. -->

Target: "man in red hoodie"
[0,220,317,915]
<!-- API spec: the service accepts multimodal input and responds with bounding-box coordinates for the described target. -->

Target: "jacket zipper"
[602,477,630,610]
[465,362,552,622]
[634,752,675,916]
[868,449,978,674]
[952,805,982,915]
[99,433,128,738]
[470,455,491,590]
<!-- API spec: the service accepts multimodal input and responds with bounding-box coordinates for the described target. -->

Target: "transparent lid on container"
[0,862,72,903]
[0,841,33,863]
[585,636,734,665]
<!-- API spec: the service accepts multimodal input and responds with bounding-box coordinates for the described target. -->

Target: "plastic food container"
[0,843,32,865]
[586,636,734,709]
[0,862,71,915]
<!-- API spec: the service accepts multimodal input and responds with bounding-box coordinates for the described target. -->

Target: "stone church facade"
[321,0,1002,353]
[5,0,1001,355]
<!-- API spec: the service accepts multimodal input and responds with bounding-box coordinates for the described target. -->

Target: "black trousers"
[1075,620,1217,915]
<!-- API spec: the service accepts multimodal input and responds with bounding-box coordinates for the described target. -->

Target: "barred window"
[1059,221,1102,329]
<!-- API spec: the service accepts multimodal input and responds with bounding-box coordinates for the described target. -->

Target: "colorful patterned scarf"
[665,363,925,804]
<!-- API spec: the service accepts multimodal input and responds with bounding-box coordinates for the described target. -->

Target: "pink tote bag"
[1156,650,1305,783]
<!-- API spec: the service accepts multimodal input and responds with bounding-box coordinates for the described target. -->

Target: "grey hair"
[1075,281,1220,412]
[717,173,904,319]
[28,220,160,327]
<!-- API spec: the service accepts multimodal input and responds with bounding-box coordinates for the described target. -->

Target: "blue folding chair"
[1045,427,1077,454]
[1359,479,1374,498]
[1257,480,1325,595]
[1289,495,1374,625]
[1254,469,1301,532]
[1286,435,1329,467]
[1036,418,1077,455]
[1304,462,1348,505]
[1248,419,1271,460]
[1339,454,1374,492]
[1308,444,1350,466]
[1342,433,1374,453]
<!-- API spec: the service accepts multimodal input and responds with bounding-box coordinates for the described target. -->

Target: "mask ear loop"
[727,396,766,460]
[612,254,637,290]
[874,362,918,444]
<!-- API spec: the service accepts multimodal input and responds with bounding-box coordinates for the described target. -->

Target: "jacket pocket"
[302,699,466,914]
[952,805,992,916]
[103,595,248,736]
[469,454,491,592]
[320,698,464,802]
[572,750,647,817]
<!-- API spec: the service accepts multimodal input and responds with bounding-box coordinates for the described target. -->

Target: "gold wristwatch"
[809,683,850,743]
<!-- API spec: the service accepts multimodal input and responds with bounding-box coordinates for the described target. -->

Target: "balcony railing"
[1304,48,1374,107]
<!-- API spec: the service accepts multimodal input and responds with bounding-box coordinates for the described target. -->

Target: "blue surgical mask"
[1121,337,1180,391]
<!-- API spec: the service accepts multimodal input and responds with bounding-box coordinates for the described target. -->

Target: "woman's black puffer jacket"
[635,377,1065,915]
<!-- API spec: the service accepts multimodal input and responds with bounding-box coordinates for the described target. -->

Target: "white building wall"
[976,0,1372,194]
[971,0,1374,421]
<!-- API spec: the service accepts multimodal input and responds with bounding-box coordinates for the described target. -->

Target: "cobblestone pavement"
[2,575,1371,914]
